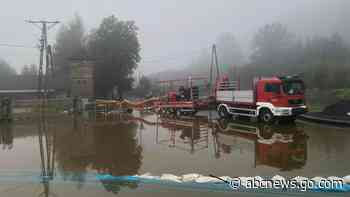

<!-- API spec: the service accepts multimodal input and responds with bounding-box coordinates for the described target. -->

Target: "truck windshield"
[282,81,305,95]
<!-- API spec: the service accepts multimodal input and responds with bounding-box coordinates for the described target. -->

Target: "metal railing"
[218,81,238,91]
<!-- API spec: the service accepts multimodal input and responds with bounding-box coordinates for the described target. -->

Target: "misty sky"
[0,0,348,75]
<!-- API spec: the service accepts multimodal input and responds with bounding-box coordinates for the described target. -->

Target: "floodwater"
[0,111,349,197]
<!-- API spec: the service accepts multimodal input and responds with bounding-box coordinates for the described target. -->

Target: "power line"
[0,43,37,49]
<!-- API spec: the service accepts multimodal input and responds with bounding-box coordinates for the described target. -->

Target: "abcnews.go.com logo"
[228,177,344,191]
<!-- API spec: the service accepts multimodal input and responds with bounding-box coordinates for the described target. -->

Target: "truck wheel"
[218,106,231,119]
[259,109,274,123]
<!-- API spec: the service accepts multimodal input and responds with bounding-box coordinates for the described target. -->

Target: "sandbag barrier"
[1,170,349,192]
[97,173,350,192]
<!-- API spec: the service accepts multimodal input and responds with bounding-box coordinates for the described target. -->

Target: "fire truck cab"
[216,75,307,122]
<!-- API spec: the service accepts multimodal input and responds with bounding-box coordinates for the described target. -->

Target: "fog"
[0,0,349,75]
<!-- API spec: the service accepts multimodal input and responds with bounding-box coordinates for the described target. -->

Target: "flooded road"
[0,112,349,196]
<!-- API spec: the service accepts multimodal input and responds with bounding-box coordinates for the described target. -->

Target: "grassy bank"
[306,88,350,112]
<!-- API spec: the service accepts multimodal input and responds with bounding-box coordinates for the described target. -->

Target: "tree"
[188,33,244,77]
[133,76,152,97]
[251,23,299,66]
[0,59,17,89]
[240,25,350,90]
[19,64,38,90]
[0,59,16,78]
[54,117,142,191]
[88,15,140,98]
[20,64,38,76]
[303,33,350,89]
[216,32,244,69]
[234,23,305,88]
[93,122,141,193]
[54,14,86,91]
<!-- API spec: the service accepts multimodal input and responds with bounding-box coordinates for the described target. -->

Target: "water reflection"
[0,123,13,150]
[130,113,309,171]
[155,116,209,154]
[54,114,142,194]
[213,119,308,171]
[37,111,56,197]
[4,111,350,196]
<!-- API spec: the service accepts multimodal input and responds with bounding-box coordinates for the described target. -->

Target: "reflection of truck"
[155,116,209,154]
[213,119,308,171]
[216,75,307,122]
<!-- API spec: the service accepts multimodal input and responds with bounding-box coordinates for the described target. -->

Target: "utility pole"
[209,44,220,95]
[26,20,59,100]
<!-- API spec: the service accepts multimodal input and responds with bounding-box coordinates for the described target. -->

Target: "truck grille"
[288,99,304,106]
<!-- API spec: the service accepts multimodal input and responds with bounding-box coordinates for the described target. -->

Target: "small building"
[70,59,95,98]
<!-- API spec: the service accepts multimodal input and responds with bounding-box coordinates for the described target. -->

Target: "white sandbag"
[220,176,232,182]
[195,175,221,183]
[254,176,263,181]
[139,172,159,179]
[253,176,267,187]
[311,176,326,183]
[342,175,350,184]
[273,134,293,143]
[160,174,182,183]
[292,176,308,183]
[271,175,285,182]
[182,173,201,182]
[257,139,274,144]
[278,138,293,143]
[327,176,344,182]
[239,177,254,187]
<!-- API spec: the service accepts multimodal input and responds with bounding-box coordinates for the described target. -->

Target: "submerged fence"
[0,98,12,121]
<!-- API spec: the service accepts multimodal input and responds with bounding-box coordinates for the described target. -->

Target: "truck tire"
[259,108,274,123]
[218,105,231,119]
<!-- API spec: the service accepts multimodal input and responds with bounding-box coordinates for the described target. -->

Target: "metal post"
[189,76,193,100]
[26,20,59,108]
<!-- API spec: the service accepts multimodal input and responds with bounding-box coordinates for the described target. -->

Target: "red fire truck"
[216,75,307,122]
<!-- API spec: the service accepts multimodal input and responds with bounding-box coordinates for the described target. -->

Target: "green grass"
[305,88,350,112]
[333,88,350,100]
[307,103,324,112]
[31,102,67,113]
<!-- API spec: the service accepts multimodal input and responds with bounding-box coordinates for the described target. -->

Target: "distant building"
[70,59,94,98]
